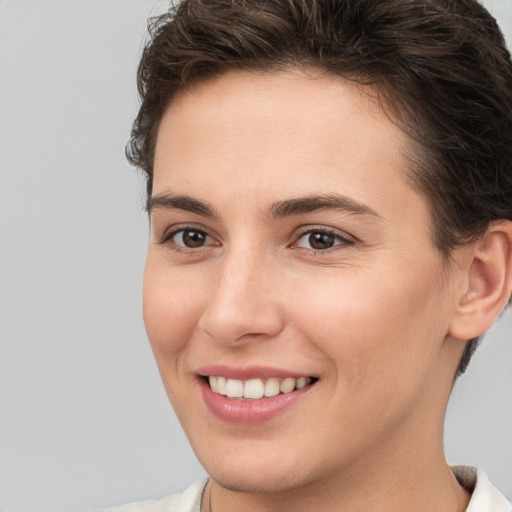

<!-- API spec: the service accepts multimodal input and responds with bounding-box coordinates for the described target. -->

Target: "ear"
[448,220,512,340]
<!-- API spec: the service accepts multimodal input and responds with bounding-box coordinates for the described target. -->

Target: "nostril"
[196,273,284,346]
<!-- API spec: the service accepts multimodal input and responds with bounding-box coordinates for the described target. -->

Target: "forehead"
[160,69,396,150]
[153,70,425,228]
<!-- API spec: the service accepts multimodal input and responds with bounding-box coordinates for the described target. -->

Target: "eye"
[166,228,216,249]
[295,229,353,251]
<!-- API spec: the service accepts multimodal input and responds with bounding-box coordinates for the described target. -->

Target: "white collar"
[452,466,511,512]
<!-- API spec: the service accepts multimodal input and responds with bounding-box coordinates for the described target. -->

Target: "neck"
[204,456,471,512]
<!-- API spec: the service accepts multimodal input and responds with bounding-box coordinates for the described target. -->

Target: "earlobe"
[448,220,512,340]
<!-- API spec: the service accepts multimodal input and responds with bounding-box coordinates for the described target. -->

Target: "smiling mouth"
[206,376,317,400]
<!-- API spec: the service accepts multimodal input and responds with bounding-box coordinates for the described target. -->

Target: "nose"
[197,248,284,346]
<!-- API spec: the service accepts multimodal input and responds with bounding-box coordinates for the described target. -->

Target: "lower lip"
[200,379,315,424]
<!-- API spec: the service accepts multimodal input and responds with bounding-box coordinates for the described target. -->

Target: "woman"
[105,0,512,510]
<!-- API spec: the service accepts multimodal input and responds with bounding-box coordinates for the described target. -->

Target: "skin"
[144,70,474,512]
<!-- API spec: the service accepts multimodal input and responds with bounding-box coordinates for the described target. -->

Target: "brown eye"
[308,232,336,250]
[172,229,212,248]
[295,229,353,251]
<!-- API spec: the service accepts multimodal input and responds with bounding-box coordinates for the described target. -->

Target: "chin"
[195,444,319,494]
[207,466,310,494]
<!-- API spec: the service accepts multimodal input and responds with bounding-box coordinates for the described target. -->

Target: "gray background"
[0,1,510,511]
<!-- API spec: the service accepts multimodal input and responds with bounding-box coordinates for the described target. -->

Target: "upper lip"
[197,364,315,380]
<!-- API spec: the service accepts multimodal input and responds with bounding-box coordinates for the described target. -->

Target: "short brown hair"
[128,0,512,376]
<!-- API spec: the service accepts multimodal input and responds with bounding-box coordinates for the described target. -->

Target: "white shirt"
[453,467,511,512]
[98,467,511,512]
[97,479,207,512]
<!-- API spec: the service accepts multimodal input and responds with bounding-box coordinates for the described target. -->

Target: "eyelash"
[159,226,217,252]
[158,226,355,254]
[292,227,355,253]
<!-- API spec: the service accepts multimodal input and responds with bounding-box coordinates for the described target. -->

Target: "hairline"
[147,64,459,261]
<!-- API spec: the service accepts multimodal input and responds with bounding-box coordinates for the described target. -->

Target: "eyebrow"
[147,192,380,220]
[147,193,218,217]
[269,194,380,219]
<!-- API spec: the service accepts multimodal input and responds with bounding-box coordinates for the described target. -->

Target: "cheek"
[292,266,447,388]
[142,261,205,360]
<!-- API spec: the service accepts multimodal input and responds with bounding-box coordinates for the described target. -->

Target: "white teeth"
[296,377,308,389]
[217,376,227,395]
[280,378,296,394]
[264,378,280,397]
[244,379,265,399]
[208,376,313,399]
[209,376,219,393]
[225,379,244,398]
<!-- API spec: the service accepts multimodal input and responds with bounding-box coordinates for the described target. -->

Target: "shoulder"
[95,479,208,512]
[452,466,512,512]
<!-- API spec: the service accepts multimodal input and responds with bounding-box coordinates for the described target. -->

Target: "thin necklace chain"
[206,480,213,512]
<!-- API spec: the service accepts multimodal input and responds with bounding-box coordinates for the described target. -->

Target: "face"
[144,70,464,494]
